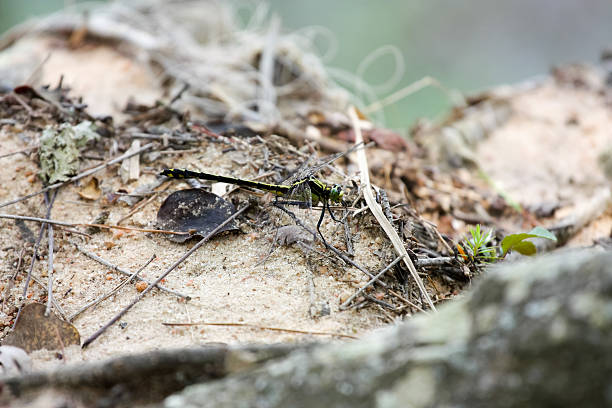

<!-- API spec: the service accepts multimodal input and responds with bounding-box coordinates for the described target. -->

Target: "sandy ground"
[1,130,392,371]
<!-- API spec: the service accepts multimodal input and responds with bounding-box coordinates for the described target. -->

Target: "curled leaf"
[78,177,101,200]
[157,189,238,243]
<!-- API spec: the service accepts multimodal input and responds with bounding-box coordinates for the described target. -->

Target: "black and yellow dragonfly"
[160,168,345,243]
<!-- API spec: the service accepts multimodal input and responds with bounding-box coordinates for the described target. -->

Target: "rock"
[165,250,612,408]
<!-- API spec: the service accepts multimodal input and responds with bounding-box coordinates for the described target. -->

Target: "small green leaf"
[511,241,537,256]
[527,226,557,242]
[501,233,531,255]
[501,226,557,256]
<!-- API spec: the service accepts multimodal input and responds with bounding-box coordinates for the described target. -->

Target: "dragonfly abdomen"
[161,168,290,195]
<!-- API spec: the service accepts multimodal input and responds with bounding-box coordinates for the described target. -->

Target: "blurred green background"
[1,0,611,128]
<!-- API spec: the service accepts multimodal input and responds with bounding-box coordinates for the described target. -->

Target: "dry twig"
[162,321,357,340]
[0,213,188,236]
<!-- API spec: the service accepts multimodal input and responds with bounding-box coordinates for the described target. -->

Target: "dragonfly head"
[329,184,344,203]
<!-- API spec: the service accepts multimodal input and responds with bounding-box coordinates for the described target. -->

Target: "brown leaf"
[3,303,80,352]
[78,177,101,200]
[368,128,409,151]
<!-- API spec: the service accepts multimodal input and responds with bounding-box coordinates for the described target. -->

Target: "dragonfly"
[161,143,366,243]
[159,168,345,243]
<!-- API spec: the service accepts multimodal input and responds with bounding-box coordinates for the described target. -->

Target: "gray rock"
[165,250,612,408]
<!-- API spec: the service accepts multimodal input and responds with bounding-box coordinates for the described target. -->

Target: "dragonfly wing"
[286,179,313,208]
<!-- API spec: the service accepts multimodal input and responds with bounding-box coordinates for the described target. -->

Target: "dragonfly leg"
[327,200,342,222]
[316,201,328,245]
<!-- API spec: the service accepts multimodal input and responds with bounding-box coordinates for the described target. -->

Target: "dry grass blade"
[362,76,465,115]
[348,106,436,312]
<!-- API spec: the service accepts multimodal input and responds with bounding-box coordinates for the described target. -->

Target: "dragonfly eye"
[330,185,343,202]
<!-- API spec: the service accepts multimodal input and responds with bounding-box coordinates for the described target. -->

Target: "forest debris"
[156,189,239,243]
[38,121,99,184]
[77,177,101,201]
[339,255,405,310]
[3,303,80,353]
[0,143,154,210]
[119,139,141,183]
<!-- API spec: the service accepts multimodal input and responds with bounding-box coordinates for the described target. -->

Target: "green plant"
[460,224,498,263]
[458,225,557,264]
[500,226,557,257]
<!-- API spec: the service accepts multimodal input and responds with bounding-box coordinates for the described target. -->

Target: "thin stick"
[340,255,404,310]
[363,294,396,311]
[2,247,25,313]
[0,143,154,209]
[349,106,436,312]
[13,191,57,329]
[116,190,162,225]
[81,223,185,235]
[0,214,188,236]
[72,243,189,299]
[0,146,38,159]
[11,246,25,279]
[81,204,248,348]
[127,132,201,143]
[162,321,357,340]
[169,82,190,105]
[10,92,33,113]
[387,289,426,313]
[45,214,54,317]
[416,257,454,266]
[69,255,156,321]
[423,218,454,255]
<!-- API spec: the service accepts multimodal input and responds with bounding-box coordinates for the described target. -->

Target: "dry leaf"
[78,177,101,200]
[3,303,80,352]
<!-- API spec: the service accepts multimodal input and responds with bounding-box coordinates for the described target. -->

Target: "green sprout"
[460,224,498,263]
[458,225,557,265]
